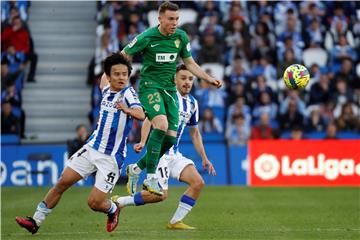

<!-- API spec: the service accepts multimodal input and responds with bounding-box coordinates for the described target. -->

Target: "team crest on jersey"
[153,104,160,112]
[174,39,180,48]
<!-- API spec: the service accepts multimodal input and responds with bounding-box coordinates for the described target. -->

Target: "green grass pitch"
[2,186,359,240]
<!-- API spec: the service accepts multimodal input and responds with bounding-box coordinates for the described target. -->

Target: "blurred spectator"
[199,12,224,38]
[277,36,303,63]
[253,91,278,123]
[227,57,248,85]
[198,107,223,133]
[1,15,37,82]
[334,58,356,88]
[252,75,274,105]
[320,100,336,124]
[331,76,354,108]
[250,21,276,58]
[67,124,89,157]
[290,125,304,140]
[110,9,126,45]
[1,83,25,138]
[225,18,251,63]
[278,11,304,48]
[324,122,338,139]
[1,58,23,87]
[274,1,298,35]
[1,101,20,135]
[250,113,273,139]
[309,73,331,105]
[280,90,306,116]
[300,2,325,27]
[335,102,360,132]
[225,113,249,145]
[1,83,21,108]
[305,105,326,132]
[277,48,297,79]
[331,35,357,65]
[304,19,325,48]
[279,98,305,131]
[197,33,223,64]
[227,96,251,127]
[1,45,26,73]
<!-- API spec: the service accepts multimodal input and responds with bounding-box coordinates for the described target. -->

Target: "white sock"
[146,173,156,179]
[132,164,142,174]
[33,202,52,226]
[107,201,117,215]
[115,196,135,207]
[170,202,193,224]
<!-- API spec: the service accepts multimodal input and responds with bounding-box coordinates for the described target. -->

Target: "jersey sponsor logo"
[150,44,160,47]
[186,43,191,52]
[153,104,160,112]
[155,53,177,63]
[101,100,118,112]
[128,37,137,48]
[174,39,180,48]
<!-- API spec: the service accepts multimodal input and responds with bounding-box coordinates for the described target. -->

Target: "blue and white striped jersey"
[87,85,141,164]
[168,91,199,155]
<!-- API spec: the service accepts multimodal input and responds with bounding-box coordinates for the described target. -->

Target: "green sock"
[137,135,176,172]
[136,155,146,170]
[159,135,177,158]
[145,128,166,174]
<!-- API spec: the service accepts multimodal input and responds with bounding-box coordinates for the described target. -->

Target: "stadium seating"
[200,63,225,81]
[302,48,328,68]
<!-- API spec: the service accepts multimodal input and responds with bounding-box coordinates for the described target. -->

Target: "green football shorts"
[139,88,179,132]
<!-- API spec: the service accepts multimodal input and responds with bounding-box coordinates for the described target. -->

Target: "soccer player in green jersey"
[120,1,221,196]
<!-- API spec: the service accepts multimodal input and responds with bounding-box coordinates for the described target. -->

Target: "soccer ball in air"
[283,64,310,90]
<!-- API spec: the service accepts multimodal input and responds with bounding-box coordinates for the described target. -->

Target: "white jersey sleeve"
[123,87,142,109]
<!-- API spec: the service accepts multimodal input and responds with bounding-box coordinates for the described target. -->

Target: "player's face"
[175,69,193,95]
[159,10,179,35]
[108,64,129,91]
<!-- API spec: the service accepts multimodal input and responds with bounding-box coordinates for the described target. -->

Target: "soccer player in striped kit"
[15,53,145,234]
[112,64,216,230]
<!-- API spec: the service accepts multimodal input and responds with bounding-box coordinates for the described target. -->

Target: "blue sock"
[180,195,196,207]
[134,192,145,206]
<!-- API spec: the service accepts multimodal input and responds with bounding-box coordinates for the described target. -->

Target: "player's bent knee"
[87,197,103,211]
[191,178,205,192]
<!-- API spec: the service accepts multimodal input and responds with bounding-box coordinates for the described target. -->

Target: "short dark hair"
[103,52,132,77]
[176,64,188,73]
[158,1,179,14]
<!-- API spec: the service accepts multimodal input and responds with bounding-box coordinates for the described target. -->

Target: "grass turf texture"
[2,186,359,240]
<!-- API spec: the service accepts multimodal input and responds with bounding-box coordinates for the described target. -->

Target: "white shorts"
[156,152,194,190]
[66,145,120,193]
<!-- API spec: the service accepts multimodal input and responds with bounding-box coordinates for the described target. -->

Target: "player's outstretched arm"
[189,127,216,176]
[183,57,222,88]
[134,118,152,153]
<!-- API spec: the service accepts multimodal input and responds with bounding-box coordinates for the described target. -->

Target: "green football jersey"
[124,26,192,91]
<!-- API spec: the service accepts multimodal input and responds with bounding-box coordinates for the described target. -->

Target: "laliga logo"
[254,154,280,180]
[254,153,360,181]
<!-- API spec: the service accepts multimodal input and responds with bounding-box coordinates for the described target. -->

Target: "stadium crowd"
[88,1,359,144]
[1,1,37,139]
